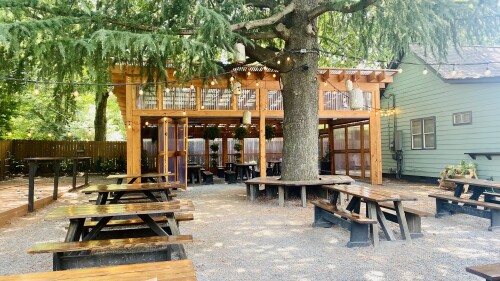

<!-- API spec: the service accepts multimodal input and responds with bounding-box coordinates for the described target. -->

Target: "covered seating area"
[110,66,398,187]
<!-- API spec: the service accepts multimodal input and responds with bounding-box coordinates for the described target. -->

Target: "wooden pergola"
[111,66,397,186]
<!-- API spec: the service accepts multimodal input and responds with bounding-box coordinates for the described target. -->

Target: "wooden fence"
[0,140,127,177]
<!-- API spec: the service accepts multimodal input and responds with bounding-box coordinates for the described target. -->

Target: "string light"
[7,132,12,136]
[272,73,277,78]
[277,60,281,65]
[138,86,144,95]
[73,89,79,97]
[190,84,195,90]
[27,132,32,138]
[210,79,215,86]
[484,65,491,76]
[256,81,260,87]
[67,132,72,138]
[451,65,457,76]
[182,111,186,115]
[230,76,235,82]
[422,68,428,75]
[47,133,52,138]
[247,71,251,76]
[201,105,205,110]
[108,86,114,96]
[262,66,268,72]
[323,81,327,86]
[398,69,403,73]
[286,57,291,62]
[127,122,132,129]
[145,121,149,126]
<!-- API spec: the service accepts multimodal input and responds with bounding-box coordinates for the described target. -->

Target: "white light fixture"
[484,65,491,76]
[422,68,428,75]
[229,76,235,82]
[233,42,246,64]
[272,73,277,78]
[247,71,251,76]
[349,88,364,110]
[108,86,114,96]
[277,60,281,65]
[256,81,260,87]
[232,81,242,96]
[286,57,291,62]
[210,79,215,86]
[451,65,457,77]
[73,89,79,97]
[138,86,144,95]
[201,105,205,110]
[67,132,72,137]
[398,69,403,73]
[190,84,195,90]
[242,110,251,125]
[47,133,52,138]
[145,121,149,126]
[182,111,186,116]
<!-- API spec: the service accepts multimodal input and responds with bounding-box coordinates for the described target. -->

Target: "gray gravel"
[0,177,498,280]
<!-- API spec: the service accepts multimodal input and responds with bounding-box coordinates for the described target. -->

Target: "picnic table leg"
[301,186,307,208]
[28,161,37,212]
[72,159,78,190]
[138,214,188,260]
[394,201,412,242]
[346,197,361,213]
[453,184,465,202]
[466,186,486,209]
[489,209,500,231]
[278,186,285,207]
[249,184,258,201]
[84,159,89,186]
[65,218,85,242]
[329,190,340,205]
[53,160,60,200]
[95,192,109,205]
[108,192,125,204]
[366,202,379,247]
[82,216,114,241]
[375,205,396,241]
[144,190,161,202]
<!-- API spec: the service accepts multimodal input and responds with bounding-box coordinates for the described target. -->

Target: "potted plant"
[265,125,275,141]
[210,143,219,172]
[233,126,248,140]
[203,126,221,140]
[233,142,243,163]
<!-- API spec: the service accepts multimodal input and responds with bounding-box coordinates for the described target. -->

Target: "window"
[411,117,436,149]
[453,111,472,125]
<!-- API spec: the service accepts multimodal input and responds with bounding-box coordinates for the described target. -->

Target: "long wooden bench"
[484,192,500,205]
[429,193,500,231]
[0,260,197,280]
[466,263,500,281]
[89,193,177,203]
[29,235,193,270]
[312,200,377,247]
[202,171,214,184]
[377,201,433,238]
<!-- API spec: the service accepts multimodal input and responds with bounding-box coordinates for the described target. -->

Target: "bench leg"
[406,213,424,238]
[394,202,412,242]
[347,222,371,248]
[435,198,452,218]
[366,202,379,247]
[278,186,285,207]
[301,186,307,208]
[312,206,333,228]
[489,209,500,231]
[249,184,258,201]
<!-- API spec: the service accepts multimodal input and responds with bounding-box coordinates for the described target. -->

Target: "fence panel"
[0,140,13,179]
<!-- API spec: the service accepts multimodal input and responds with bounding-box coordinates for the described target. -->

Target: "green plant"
[203,126,221,140]
[233,142,243,162]
[265,125,275,140]
[233,127,248,140]
[445,160,477,176]
[210,142,219,168]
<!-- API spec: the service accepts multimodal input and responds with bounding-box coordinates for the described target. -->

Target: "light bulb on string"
[73,89,79,97]
[323,81,327,86]
[47,133,52,138]
[145,121,149,126]
[484,65,491,76]
[422,68,428,75]
[256,81,260,87]
[230,76,235,82]
[277,60,281,65]
[210,79,215,86]
[108,86,114,96]
[272,73,277,78]
[262,66,268,72]
[201,105,205,110]
[286,57,291,62]
[67,132,72,138]
[247,71,251,76]
[398,69,403,73]
[182,111,186,116]
[190,84,195,90]
[451,65,457,77]
[7,132,12,137]
[127,122,132,129]
[138,85,144,95]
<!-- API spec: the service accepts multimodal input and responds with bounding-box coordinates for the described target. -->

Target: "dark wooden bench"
[217,166,225,178]
[377,202,433,238]
[312,200,377,247]
[28,235,193,270]
[0,260,197,280]
[89,193,177,203]
[466,263,500,281]
[80,213,193,231]
[429,193,500,231]
[202,171,214,184]
[224,170,237,184]
[484,192,500,204]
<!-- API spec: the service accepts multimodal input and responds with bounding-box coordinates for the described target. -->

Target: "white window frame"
[453,111,472,126]
[411,117,436,150]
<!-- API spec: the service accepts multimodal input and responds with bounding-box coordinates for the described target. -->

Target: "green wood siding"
[381,53,500,180]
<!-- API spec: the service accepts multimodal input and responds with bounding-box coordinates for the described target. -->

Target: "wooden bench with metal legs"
[376,202,432,238]
[312,200,377,248]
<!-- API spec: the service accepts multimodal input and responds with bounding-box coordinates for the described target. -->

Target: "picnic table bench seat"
[202,171,214,184]
[429,193,500,231]
[89,193,177,203]
[312,200,377,248]
[0,260,197,281]
[80,213,193,230]
[224,170,237,184]
[466,263,500,281]
[484,192,500,204]
[28,235,193,270]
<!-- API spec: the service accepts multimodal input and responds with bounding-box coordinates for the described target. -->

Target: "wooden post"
[222,136,228,166]
[369,87,382,184]
[196,87,201,111]
[259,89,267,177]
[328,123,334,174]
[360,124,365,178]
[204,139,209,170]
[241,139,245,163]
[126,76,141,176]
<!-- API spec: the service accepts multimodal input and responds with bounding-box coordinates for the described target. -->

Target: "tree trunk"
[94,92,108,141]
[280,0,320,181]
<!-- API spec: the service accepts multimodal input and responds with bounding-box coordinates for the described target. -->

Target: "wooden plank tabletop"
[24,157,66,161]
[81,182,183,194]
[106,172,173,179]
[45,200,194,220]
[466,263,500,281]
[0,260,197,281]
[444,178,500,189]
[244,175,354,186]
[68,156,92,160]
[322,184,417,202]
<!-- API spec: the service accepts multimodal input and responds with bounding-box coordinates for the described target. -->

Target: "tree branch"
[245,45,285,72]
[230,3,295,31]
[244,0,279,9]
[308,0,378,20]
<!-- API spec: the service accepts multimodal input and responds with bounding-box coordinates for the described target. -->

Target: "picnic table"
[25,157,66,212]
[267,160,281,176]
[319,184,418,247]
[244,175,354,207]
[30,200,194,270]
[106,172,174,184]
[234,163,257,181]
[466,263,500,281]
[69,156,91,189]
[430,178,500,231]
[0,260,197,281]
[81,182,183,205]
[187,165,203,184]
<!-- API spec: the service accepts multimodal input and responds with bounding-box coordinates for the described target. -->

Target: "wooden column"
[360,124,365,178]
[204,139,209,169]
[222,136,228,165]
[328,123,334,174]
[369,87,382,184]
[126,76,141,176]
[259,89,267,177]
[241,139,245,163]
[195,87,201,111]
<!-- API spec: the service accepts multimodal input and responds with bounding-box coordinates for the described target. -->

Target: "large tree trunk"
[94,92,108,141]
[280,0,320,181]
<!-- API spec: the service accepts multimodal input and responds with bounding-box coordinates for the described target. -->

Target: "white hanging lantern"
[345,79,353,91]
[242,110,252,125]
[232,81,242,96]
[349,88,364,110]
[233,43,246,65]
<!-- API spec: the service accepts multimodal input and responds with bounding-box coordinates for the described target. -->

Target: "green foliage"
[209,142,219,168]
[446,160,477,176]
[210,143,219,152]
[233,141,243,163]
[233,127,248,140]
[203,126,221,140]
[265,125,275,140]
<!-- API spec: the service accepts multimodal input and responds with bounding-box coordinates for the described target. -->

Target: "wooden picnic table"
[81,182,182,205]
[445,178,500,201]
[106,172,174,184]
[68,157,91,190]
[245,175,354,207]
[44,201,194,260]
[25,157,66,212]
[234,163,257,181]
[267,160,282,176]
[0,260,198,281]
[466,263,500,281]
[187,165,203,184]
[322,184,417,246]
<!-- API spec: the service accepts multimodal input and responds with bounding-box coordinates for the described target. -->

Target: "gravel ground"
[0,176,498,280]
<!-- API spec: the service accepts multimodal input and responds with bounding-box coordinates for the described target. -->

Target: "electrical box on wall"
[395,130,403,151]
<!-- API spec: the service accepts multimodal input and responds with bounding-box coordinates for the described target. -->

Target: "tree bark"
[94,92,108,141]
[280,0,320,181]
